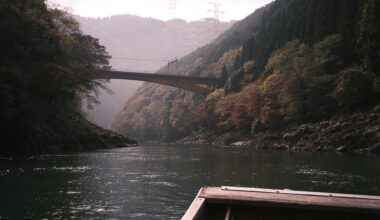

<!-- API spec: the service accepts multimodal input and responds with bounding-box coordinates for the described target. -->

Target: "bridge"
[107,70,225,95]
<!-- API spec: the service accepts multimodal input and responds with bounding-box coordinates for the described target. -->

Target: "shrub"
[333,67,375,110]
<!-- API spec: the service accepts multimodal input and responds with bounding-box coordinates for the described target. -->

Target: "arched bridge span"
[108,70,224,95]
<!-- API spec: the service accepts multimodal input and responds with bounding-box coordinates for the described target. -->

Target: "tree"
[333,67,376,110]
[313,34,344,74]
[357,0,380,73]
[0,0,112,151]
[220,65,228,84]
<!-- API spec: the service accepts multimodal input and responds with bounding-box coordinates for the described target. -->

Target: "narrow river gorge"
[1,144,379,219]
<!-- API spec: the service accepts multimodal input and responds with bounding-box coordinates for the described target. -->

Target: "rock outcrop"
[178,105,380,154]
[224,69,245,94]
[248,105,380,153]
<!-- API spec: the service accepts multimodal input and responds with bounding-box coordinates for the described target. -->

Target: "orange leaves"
[212,80,264,132]
[170,98,194,134]
[125,95,151,113]
[215,92,239,117]
[231,104,250,130]
[246,87,262,119]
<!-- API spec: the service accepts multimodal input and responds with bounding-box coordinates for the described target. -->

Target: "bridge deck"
[109,71,221,85]
[104,70,224,95]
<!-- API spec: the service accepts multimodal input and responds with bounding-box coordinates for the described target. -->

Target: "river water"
[0,144,379,219]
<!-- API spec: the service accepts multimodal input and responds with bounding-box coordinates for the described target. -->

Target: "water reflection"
[0,144,379,219]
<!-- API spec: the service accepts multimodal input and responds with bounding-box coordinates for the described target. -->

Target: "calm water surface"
[0,144,379,219]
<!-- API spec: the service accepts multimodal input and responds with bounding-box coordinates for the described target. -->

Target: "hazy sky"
[48,0,273,21]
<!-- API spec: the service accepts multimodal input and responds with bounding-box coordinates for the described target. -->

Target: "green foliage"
[220,65,228,83]
[333,67,376,110]
[260,36,345,124]
[0,0,111,151]
[113,0,380,142]
[212,35,349,133]
[170,99,194,134]
[30,64,76,103]
[243,60,255,73]
[112,3,272,141]
[216,48,242,73]
[374,77,380,94]
[111,84,186,141]
[356,0,380,73]
[241,0,377,73]
[313,34,345,74]
[206,89,224,103]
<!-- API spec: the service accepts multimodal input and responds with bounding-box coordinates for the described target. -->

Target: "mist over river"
[1,144,379,219]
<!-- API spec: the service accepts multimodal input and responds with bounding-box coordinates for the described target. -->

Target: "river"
[0,144,379,219]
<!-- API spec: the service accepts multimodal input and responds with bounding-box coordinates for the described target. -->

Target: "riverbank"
[1,116,137,154]
[178,104,380,153]
[64,121,139,152]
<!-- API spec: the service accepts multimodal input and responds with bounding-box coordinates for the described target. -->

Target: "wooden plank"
[182,188,207,220]
[181,198,206,220]
[221,186,380,200]
[199,187,380,214]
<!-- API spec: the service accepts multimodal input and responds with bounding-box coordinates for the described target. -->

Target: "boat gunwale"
[182,186,380,220]
[220,186,380,201]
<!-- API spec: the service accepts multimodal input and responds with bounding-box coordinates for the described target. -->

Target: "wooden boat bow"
[182,186,380,220]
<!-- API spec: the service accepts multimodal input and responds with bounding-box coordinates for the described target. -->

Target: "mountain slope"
[111,3,272,141]
[76,15,232,127]
[112,0,379,152]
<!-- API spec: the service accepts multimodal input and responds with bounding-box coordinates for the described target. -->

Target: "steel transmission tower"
[208,1,224,22]
[168,0,177,19]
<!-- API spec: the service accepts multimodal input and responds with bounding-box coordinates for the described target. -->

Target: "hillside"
[112,0,379,152]
[111,4,272,141]
[76,15,232,128]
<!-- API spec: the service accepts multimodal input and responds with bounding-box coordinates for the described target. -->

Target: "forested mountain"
[241,0,380,74]
[113,0,380,152]
[111,3,272,141]
[0,0,135,153]
[75,15,232,128]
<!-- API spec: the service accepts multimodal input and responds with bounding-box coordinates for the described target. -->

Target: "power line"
[112,57,168,63]
[111,68,155,73]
